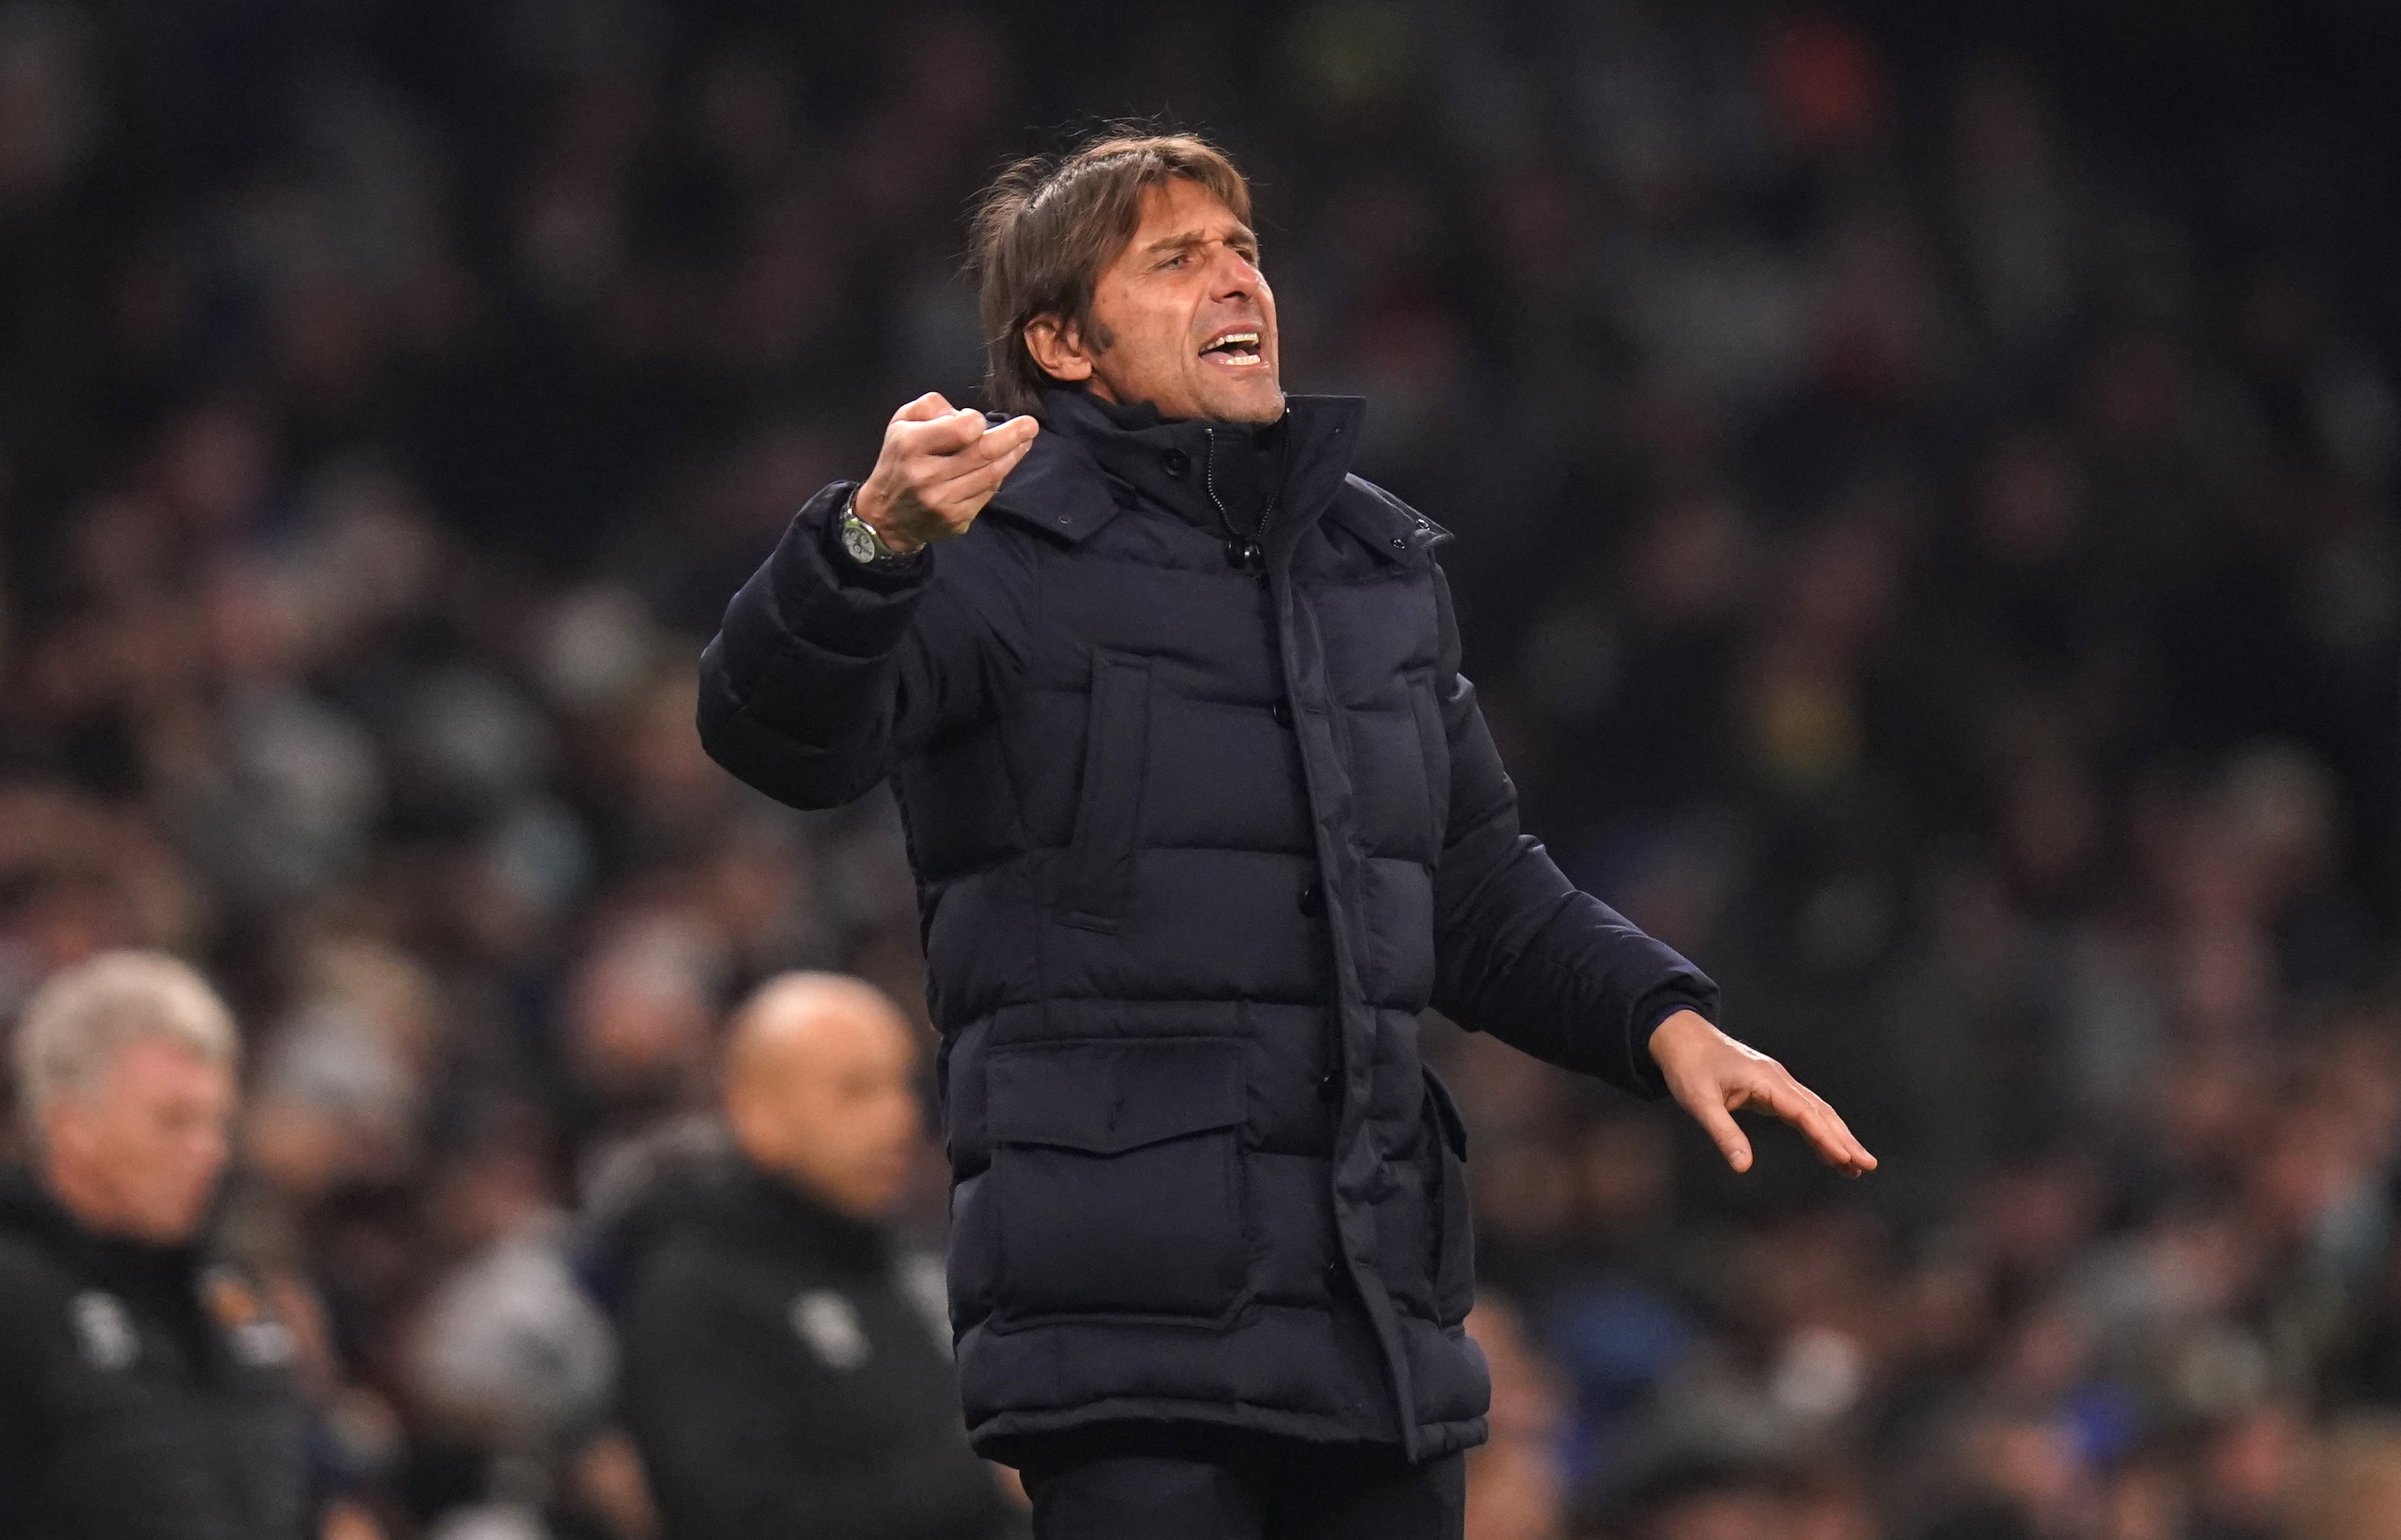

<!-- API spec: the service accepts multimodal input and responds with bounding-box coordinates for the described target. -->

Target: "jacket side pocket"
[1423,1066,1476,1326]
[985,1037,1250,1325]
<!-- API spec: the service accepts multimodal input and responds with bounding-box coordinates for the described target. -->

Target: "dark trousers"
[1016,1425,1466,1540]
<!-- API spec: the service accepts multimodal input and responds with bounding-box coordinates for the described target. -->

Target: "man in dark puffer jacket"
[697,132,1876,1540]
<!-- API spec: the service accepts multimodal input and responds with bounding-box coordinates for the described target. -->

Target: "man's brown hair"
[969,132,1253,416]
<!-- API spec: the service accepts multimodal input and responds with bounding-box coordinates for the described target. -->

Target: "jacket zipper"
[1203,426,1273,571]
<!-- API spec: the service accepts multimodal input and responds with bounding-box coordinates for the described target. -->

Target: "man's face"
[729,1001,923,1221]
[1036,176,1284,424]
[784,1031,921,1219]
[43,1038,235,1245]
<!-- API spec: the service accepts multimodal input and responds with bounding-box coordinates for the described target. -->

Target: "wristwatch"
[839,496,921,567]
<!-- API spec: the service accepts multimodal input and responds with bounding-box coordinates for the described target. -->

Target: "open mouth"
[1200,330,1265,367]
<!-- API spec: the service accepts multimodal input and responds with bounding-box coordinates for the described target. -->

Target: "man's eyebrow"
[1142,225,1261,254]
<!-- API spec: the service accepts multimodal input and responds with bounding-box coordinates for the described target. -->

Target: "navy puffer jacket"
[698,387,1717,1464]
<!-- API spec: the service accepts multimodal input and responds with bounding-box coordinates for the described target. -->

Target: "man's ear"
[1023,315,1096,383]
[723,1080,780,1172]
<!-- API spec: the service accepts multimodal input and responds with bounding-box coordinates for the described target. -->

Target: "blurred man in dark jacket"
[0,951,310,1540]
[607,971,1021,1540]
[696,132,1874,1540]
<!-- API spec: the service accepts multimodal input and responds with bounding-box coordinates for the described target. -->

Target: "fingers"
[1672,1041,1879,1178]
[1740,1072,1878,1176]
[1794,1085,1875,1174]
[981,414,1039,456]
[898,408,989,456]
[1694,1093,1754,1174]
[919,414,1034,479]
[1667,1070,1754,1173]
[892,392,956,422]
[1808,1097,1876,1174]
[900,409,1037,467]
[943,416,1039,476]
[913,416,1035,498]
[929,434,1036,511]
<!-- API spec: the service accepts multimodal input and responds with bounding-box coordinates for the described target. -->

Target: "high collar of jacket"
[0,1162,204,1281]
[690,1158,888,1271]
[985,386,1366,550]
[0,1163,72,1244]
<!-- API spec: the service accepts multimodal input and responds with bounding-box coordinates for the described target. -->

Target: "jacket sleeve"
[618,1254,1003,1540]
[1426,564,1719,1100]
[697,481,1033,810]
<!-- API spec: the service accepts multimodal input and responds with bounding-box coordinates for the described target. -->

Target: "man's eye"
[1160,253,1188,269]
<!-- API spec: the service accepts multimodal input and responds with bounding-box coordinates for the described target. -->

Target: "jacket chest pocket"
[1057,650,1153,932]
[984,1037,1249,1326]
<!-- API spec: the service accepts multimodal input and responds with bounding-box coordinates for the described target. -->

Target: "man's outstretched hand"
[854,393,1039,554]
[1648,1010,1877,1177]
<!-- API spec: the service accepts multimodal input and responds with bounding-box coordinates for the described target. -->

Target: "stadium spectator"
[599,971,1020,1540]
[0,950,313,1539]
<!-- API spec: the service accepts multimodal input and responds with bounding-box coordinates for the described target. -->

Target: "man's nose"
[1211,248,1263,300]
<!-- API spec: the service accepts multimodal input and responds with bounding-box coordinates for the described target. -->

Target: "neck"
[1078,384,1284,430]
[738,1148,881,1226]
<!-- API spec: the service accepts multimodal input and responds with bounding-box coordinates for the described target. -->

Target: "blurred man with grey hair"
[0,949,311,1540]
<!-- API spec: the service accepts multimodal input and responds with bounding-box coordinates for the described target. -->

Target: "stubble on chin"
[1210,381,1286,426]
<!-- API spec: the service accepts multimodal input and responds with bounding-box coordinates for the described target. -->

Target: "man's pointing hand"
[855,393,1040,555]
[1648,1010,1878,1177]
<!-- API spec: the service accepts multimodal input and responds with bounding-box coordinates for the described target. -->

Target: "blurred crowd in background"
[3,0,2400,1536]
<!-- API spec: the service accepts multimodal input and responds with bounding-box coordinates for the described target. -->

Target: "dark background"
[4,1,2401,1535]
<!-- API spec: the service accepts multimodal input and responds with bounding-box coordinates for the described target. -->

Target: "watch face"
[842,517,882,565]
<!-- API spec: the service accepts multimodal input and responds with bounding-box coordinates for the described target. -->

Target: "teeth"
[1204,331,1261,352]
